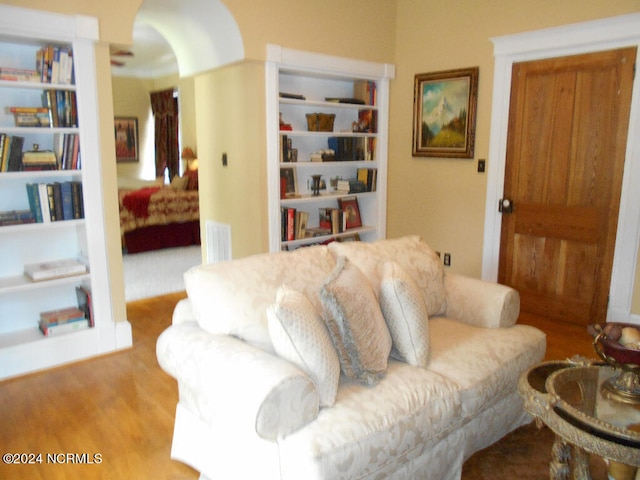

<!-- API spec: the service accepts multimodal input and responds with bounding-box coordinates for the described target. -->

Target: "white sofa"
[157,235,546,480]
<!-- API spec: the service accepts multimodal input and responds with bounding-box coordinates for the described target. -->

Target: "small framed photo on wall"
[114,116,139,162]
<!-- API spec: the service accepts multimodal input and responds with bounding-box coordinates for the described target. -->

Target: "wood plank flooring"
[0,293,600,479]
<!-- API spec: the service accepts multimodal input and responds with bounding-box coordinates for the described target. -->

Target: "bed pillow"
[320,256,392,386]
[267,286,340,407]
[379,261,430,367]
[170,175,189,190]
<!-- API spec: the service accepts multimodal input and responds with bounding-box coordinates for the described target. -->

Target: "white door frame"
[481,13,640,324]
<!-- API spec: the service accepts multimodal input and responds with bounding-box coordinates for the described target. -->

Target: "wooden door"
[498,47,636,326]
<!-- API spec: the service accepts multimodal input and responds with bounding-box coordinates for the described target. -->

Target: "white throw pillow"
[328,235,447,316]
[379,261,430,367]
[320,257,392,386]
[267,286,340,407]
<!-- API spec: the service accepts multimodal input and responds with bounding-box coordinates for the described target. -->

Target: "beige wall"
[195,61,268,257]
[389,0,640,278]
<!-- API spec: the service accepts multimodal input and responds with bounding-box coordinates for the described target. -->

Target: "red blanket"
[122,187,161,218]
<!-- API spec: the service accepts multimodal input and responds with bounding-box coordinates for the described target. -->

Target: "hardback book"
[0,209,35,226]
[24,258,87,282]
[40,306,85,326]
[295,211,309,240]
[75,285,94,327]
[39,318,90,336]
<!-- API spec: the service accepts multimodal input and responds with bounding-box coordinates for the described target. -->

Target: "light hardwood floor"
[0,293,599,479]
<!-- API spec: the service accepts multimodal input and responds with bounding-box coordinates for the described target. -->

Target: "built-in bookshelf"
[266,45,395,251]
[0,5,132,380]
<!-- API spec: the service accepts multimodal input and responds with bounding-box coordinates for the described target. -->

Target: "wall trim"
[482,13,640,325]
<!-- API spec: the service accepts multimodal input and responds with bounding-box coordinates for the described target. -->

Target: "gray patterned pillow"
[379,261,430,367]
[267,286,341,407]
[320,257,392,386]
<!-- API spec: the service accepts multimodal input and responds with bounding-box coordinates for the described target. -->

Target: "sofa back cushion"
[328,235,447,316]
[184,245,336,353]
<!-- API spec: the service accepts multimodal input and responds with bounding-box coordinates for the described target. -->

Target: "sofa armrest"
[443,273,520,328]
[156,322,319,441]
[172,298,195,325]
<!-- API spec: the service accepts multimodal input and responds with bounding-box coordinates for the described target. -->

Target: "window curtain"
[150,88,179,179]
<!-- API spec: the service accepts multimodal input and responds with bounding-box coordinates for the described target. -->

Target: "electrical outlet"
[443,253,451,266]
[478,159,486,173]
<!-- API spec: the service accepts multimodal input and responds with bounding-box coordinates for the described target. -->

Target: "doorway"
[498,48,635,326]
[482,13,640,324]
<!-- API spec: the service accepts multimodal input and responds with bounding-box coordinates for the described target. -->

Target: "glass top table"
[519,360,640,480]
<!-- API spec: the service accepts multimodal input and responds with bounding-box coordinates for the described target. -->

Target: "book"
[295,211,309,240]
[25,184,43,223]
[59,182,74,220]
[24,258,87,282]
[0,209,35,226]
[37,183,51,223]
[6,135,24,172]
[40,306,85,326]
[338,196,362,229]
[39,318,90,336]
[76,285,94,327]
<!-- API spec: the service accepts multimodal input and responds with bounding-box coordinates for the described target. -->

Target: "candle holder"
[311,175,322,196]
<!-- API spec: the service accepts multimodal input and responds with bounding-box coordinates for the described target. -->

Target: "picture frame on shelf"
[412,67,478,158]
[114,116,139,162]
[338,196,362,229]
[280,167,298,197]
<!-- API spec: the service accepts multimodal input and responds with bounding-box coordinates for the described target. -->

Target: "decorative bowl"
[589,323,640,369]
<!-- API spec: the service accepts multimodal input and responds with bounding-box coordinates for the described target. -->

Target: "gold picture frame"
[412,67,478,158]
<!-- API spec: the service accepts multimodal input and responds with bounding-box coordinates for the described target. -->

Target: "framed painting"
[280,167,298,197]
[114,116,139,162]
[412,67,478,158]
[338,196,362,229]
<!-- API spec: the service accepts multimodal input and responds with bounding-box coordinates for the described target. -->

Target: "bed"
[118,172,200,254]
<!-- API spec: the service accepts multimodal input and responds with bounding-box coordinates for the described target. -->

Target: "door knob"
[499,198,513,214]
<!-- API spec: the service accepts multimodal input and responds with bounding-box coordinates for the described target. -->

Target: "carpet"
[122,245,202,301]
[462,421,610,479]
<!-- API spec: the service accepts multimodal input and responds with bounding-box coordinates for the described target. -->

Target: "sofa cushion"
[379,261,430,367]
[328,235,447,316]
[267,286,341,407]
[320,257,392,386]
[278,360,463,479]
[184,245,336,353]
[427,317,547,420]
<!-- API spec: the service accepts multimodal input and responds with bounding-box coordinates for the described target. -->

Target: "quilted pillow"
[320,256,392,386]
[379,261,430,367]
[328,235,447,316]
[267,286,340,407]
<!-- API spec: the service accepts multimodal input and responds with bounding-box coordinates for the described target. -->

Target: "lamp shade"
[181,147,196,160]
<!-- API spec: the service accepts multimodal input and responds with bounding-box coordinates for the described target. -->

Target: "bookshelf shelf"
[0,272,90,295]
[0,5,132,380]
[267,45,394,251]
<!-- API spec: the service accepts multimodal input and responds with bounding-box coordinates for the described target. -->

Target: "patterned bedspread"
[119,186,199,234]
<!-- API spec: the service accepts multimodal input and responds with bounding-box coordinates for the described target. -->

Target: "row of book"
[25,181,84,223]
[335,168,378,194]
[281,196,363,242]
[0,133,81,172]
[36,44,74,85]
[327,136,376,162]
[38,285,93,337]
[8,89,78,129]
[281,207,309,241]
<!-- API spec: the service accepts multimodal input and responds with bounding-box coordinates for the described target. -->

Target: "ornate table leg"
[550,436,571,480]
[572,446,591,480]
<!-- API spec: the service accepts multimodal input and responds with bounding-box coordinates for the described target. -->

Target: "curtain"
[150,88,179,179]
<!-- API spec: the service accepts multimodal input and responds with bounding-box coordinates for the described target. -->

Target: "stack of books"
[39,306,89,336]
[24,258,87,282]
[8,106,50,127]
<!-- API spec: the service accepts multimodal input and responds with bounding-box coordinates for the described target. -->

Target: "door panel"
[499,47,635,325]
